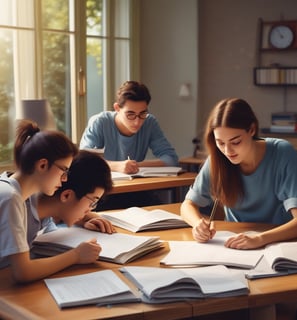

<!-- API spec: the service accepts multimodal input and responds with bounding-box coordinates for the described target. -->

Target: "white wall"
[198,0,297,131]
[140,0,198,158]
[140,0,297,158]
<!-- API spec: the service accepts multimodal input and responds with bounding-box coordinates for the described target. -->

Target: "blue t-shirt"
[185,138,297,224]
[79,111,178,166]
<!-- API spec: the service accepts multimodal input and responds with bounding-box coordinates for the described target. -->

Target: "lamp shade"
[20,99,56,130]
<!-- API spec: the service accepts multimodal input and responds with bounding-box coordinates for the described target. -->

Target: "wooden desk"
[1,203,297,320]
[179,156,206,172]
[110,172,197,202]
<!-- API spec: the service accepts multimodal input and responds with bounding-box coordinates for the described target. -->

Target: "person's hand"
[84,217,116,234]
[224,233,263,250]
[74,238,102,263]
[192,218,216,242]
[123,159,139,174]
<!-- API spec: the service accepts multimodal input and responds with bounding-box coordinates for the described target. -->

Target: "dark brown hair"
[55,150,113,199]
[204,98,259,207]
[116,81,151,107]
[14,119,78,174]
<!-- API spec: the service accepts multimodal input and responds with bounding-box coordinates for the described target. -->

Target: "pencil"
[209,199,218,222]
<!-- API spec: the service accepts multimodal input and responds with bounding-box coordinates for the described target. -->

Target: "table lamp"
[20,99,56,130]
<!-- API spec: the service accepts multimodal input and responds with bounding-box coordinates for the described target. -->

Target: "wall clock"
[259,19,297,50]
[269,25,294,49]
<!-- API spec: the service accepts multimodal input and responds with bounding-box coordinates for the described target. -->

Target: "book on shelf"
[44,269,141,308]
[160,231,264,269]
[120,265,249,303]
[270,112,297,133]
[246,241,297,279]
[111,166,184,181]
[32,227,163,264]
[100,207,189,232]
[269,125,297,133]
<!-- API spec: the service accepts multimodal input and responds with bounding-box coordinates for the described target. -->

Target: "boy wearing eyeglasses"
[23,150,116,249]
[79,80,178,174]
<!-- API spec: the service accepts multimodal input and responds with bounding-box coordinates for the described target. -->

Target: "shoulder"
[88,111,116,125]
[142,114,161,129]
[265,137,295,153]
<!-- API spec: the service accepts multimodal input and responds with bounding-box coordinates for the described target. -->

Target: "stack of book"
[270,112,297,133]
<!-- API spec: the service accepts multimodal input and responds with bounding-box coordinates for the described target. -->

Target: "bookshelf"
[254,67,297,86]
[254,19,297,87]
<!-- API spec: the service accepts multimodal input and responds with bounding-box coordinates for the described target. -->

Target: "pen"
[127,156,131,160]
[209,199,218,222]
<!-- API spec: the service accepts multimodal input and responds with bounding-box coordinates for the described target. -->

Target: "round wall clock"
[269,25,294,49]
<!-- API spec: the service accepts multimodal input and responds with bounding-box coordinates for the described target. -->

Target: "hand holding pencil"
[192,199,218,243]
[124,155,139,174]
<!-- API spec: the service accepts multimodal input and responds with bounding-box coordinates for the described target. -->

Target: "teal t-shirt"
[185,138,297,224]
[79,111,178,166]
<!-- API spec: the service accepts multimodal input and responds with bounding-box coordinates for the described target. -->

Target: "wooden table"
[1,203,297,320]
[110,172,197,202]
[179,156,206,172]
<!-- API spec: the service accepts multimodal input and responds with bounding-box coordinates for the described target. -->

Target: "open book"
[32,227,163,264]
[44,270,141,308]
[111,166,184,181]
[160,231,264,269]
[120,265,249,303]
[246,241,297,279]
[100,207,189,232]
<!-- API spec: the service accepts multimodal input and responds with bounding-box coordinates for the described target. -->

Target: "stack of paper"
[44,270,141,308]
[120,265,249,303]
[100,207,189,232]
[111,166,184,181]
[246,241,297,279]
[160,232,264,269]
[32,227,163,264]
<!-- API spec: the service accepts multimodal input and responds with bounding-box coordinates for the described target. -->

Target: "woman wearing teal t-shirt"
[181,98,297,250]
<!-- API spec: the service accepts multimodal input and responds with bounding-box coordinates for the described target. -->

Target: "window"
[0,0,139,166]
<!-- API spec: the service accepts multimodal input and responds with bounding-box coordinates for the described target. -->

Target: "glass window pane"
[86,0,103,36]
[114,0,130,38]
[0,29,15,163]
[0,0,34,27]
[42,31,72,135]
[42,0,73,31]
[87,37,104,117]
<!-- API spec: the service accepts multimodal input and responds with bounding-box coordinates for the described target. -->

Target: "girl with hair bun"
[0,120,102,283]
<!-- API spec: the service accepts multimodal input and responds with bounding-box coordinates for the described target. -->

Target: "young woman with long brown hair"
[181,98,297,250]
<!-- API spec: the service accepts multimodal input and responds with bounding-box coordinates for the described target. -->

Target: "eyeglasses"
[124,111,149,121]
[84,195,100,210]
[53,162,70,180]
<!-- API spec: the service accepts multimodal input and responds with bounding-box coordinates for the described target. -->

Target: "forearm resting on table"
[257,214,297,246]
[9,250,82,283]
[180,199,208,226]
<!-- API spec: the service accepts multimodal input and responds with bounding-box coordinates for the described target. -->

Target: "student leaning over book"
[181,98,297,250]
[1,150,115,249]
[0,120,101,283]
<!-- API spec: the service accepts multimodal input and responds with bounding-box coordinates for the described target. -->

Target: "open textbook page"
[160,231,264,269]
[32,227,163,264]
[246,241,297,279]
[100,207,189,232]
[44,270,141,308]
[111,166,184,181]
[120,265,249,304]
